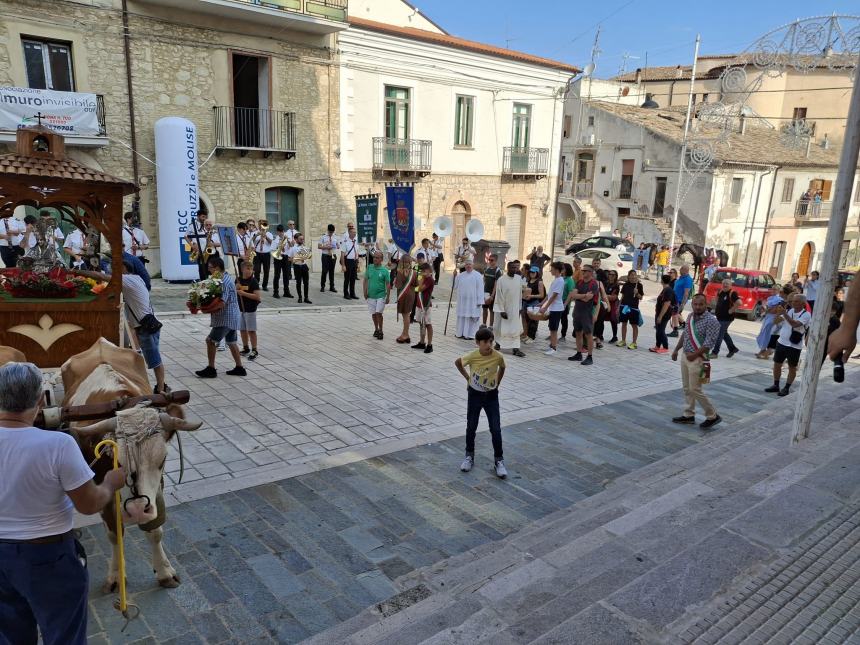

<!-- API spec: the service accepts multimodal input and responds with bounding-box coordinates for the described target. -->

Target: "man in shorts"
[363,250,391,340]
[412,263,435,354]
[765,294,811,396]
[568,264,600,365]
[539,261,566,355]
[195,256,246,378]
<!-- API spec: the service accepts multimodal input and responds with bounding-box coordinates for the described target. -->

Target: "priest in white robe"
[493,261,525,356]
[455,260,484,339]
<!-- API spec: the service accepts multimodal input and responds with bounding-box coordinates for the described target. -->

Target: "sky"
[412,1,860,77]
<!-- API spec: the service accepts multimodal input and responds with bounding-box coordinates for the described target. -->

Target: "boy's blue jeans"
[465,387,503,460]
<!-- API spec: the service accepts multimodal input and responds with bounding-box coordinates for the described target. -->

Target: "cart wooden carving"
[0,125,136,367]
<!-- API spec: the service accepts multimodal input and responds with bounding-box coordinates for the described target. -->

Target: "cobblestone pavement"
[83,372,776,644]
[89,288,777,513]
[304,371,859,645]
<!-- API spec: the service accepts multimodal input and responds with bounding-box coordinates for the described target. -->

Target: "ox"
[63,339,200,590]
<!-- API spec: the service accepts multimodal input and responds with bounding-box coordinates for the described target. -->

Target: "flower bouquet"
[187,276,224,314]
[0,267,102,299]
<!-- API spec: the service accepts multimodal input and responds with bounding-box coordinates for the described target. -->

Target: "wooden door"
[797,242,813,276]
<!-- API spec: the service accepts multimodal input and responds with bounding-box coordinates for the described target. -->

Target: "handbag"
[786,310,804,344]
[130,307,162,334]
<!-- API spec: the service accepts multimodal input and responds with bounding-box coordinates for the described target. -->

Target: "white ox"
[0,345,26,368]
[64,338,201,590]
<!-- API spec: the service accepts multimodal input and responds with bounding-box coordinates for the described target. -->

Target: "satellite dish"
[466,219,484,243]
[433,216,453,238]
[583,63,595,77]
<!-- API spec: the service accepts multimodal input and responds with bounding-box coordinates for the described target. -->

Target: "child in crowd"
[412,263,435,354]
[237,260,261,360]
[455,327,507,479]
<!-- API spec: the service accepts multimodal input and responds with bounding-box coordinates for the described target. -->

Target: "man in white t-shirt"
[122,212,150,262]
[765,294,812,397]
[0,362,125,645]
[63,227,86,268]
[539,261,567,355]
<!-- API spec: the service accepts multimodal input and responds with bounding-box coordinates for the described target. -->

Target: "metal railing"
[611,179,637,200]
[372,137,432,173]
[574,181,593,198]
[225,0,348,22]
[502,147,550,176]
[213,106,296,153]
[795,199,831,221]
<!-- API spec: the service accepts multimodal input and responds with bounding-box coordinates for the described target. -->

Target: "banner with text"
[0,87,102,137]
[385,185,414,254]
[355,194,379,244]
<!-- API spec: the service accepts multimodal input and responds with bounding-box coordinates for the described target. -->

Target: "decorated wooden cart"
[0,124,135,367]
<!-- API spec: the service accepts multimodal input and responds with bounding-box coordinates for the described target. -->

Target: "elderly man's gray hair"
[0,362,43,413]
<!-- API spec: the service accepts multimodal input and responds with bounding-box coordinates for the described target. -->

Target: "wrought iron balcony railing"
[502,147,550,178]
[795,199,831,221]
[214,106,296,157]
[372,137,432,175]
[611,179,637,200]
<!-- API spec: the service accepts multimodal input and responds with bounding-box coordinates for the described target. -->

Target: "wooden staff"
[443,268,458,336]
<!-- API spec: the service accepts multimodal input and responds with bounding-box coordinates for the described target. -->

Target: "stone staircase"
[303,372,860,644]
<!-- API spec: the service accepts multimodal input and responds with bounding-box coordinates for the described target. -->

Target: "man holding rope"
[0,362,125,645]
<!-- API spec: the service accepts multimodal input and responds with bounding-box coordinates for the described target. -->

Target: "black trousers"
[0,247,19,269]
[465,388,503,460]
[560,305,571,338]
[320,254,336,290]
[253,252,271,289]
[273,258,292,295]
[343,258,358,297]
[293,264,309,299]
[433,254,443,284]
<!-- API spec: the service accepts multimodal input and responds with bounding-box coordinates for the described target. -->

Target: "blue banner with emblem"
[355,194,379,244]
[385,184,414,254]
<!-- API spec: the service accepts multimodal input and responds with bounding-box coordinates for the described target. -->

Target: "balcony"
[213,106,296,158]
[795,199,832,223]
[137,0,348,34]
[502,147,550,179]
[0,91,107,147]
[611,179,637,200]
[372,137,432,176]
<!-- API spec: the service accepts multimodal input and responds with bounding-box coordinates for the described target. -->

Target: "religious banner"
[385,184,415,254]
[217,225,240,256]
[355,194,379,244]
[0,87,102,137]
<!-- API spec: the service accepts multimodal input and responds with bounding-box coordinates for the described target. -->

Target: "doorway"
[505,204,525,261]
[231,53,270,148]
[653,177,667,216]
[264,187,301,230]
[619,159,634,199]
[797,241,814,277]
[575,152,594,197]
[450,201,471,258]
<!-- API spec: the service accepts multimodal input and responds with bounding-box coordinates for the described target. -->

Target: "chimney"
[634,68,641,84]
[675,65,683,79]
[739,115,747,135]
[806,138,813,158]
[821,133,830,149]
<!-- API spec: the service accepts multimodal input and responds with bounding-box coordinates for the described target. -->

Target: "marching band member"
[185,210,210,280]
[272,224,294,299]
[454,237,475,270]
[339,227,361,300]
[287,232,312,304]
[0,214,24,268]
[122,212,150,263]
[318,223,339,293]
[236,222,251,265]
[431,232,444,283]
[251,222,273,291]
[285,219,297,243]
[62,226,86,269]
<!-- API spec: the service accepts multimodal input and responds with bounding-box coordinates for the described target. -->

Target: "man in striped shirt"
[195,256,246,378]
[121,262,168,394]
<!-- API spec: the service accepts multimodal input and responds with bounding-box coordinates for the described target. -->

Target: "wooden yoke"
[35,390,191,428]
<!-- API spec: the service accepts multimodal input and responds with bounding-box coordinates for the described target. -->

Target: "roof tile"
[0,153,136,190]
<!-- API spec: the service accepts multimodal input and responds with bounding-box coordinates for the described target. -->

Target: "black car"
[566,235,633,255]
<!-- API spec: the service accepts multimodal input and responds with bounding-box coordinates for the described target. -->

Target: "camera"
[833,357,844,383]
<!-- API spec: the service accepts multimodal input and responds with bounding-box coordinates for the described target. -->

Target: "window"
[384,86,410,140]
[600,166,606,174]
[511,103,531,148]
[713,270,748,288]
[792,107,807,122]
[702,93,709,103]
[771,241,786,276]
[587,115,595,126]
[730,178,743,204]
[781,178,795,203]
[454,95,474,148]
[759,274,776,288]
[563,115,571,139]
[22,38,74,91]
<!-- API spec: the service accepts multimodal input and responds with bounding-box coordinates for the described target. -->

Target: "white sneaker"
[544,347,557,355]
[494,460,508,479]
[460,454,474,472]
[523,338,534,345]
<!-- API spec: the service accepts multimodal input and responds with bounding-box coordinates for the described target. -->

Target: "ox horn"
[73,417,118,437]
[158,413,202,432]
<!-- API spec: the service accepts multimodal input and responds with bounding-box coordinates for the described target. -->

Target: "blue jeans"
[137,328,162,370]
[465,388,503,460]
[0,536,88,645]
[713,320,738,355]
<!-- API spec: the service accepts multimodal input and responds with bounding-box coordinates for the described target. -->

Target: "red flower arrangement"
[0,268,97,299]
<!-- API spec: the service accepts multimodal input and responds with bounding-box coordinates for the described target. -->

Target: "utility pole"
[791,50,860,444]
[668,35,701,265]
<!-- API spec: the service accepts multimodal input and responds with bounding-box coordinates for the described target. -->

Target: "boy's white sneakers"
[494,460,508,479]
[460,454,474,472]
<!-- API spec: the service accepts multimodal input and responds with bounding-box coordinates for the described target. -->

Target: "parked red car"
[703,268,778,320]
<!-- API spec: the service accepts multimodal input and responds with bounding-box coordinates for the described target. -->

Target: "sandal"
[396,337,411,344]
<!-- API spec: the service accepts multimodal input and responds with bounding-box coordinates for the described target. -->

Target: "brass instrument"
[189,227,216,263]
[272,235,288,261]
[292,245,312,264]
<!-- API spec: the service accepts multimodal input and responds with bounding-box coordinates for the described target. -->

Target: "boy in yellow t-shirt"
[454,327,508,478]
[654,245,670,281]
